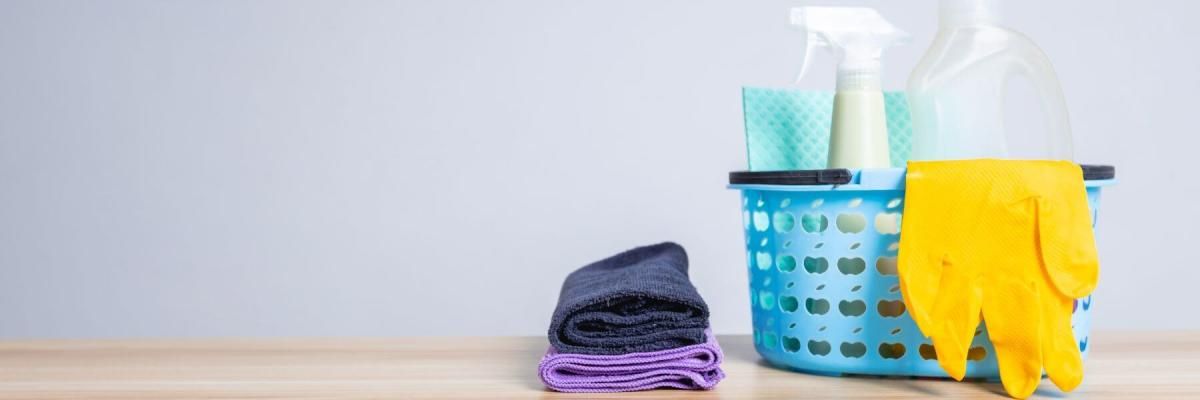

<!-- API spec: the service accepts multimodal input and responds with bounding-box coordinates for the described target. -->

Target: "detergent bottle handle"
[1006,40,1075,160]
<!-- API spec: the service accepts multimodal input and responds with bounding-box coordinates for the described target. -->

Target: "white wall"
[0,0,1193,338]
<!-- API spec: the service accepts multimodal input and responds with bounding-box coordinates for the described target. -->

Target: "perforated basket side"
[736,183,1102,377]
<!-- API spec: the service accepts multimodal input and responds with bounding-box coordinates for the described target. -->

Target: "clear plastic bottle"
[907,0,1074,161]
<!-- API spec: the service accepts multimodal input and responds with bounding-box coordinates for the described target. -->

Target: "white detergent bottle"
[907,0,1074,160]
[791,7,909,169]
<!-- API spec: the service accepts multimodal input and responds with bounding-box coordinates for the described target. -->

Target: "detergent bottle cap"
[791,7,909,91]
[940,0,1002,28]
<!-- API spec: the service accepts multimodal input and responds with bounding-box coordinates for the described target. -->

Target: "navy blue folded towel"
[548,242,710,355]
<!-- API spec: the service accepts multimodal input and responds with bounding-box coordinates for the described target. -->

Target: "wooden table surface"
[1,331,1196,399]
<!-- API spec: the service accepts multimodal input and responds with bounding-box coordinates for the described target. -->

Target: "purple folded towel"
[538,328,725,393]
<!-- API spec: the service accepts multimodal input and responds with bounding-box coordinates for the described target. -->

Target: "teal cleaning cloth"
[741,88,913,171]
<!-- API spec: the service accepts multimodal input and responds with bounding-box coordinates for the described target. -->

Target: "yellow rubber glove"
[898,159,1099,399]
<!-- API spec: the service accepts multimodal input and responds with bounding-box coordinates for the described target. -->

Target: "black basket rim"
[729,164,1115,186]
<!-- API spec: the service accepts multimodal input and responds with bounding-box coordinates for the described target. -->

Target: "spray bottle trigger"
[797,33,816,83]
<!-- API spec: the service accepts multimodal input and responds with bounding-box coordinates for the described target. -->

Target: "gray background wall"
[0,0,1191,338]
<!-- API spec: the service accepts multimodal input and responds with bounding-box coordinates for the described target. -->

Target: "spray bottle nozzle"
[791,7,909,90]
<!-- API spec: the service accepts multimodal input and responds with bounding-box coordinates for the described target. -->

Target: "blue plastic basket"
[729,88,1113,378]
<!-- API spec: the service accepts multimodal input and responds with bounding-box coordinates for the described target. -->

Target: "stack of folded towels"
[539,242,725,393]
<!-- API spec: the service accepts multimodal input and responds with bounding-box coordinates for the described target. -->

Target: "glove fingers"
[1036,178,1100,299]
[928,259,982,381]
[982,276,1043,399]
[1041,281,1085,392]
[899,165,951,336]
[898,250,943,335]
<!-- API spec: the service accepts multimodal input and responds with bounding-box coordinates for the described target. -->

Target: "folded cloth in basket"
[547,242,710,355]
[539,328,725,393]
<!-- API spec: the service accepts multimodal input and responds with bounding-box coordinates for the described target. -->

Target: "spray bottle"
[791,7,909,168]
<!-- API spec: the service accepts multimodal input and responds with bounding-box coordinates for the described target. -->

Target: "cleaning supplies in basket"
[539,242,724,392]
[790,7,909,168]
[727,3,1111,394]
[900,2,1097,397]
[898,160,1099,398]
[907,0,1074,161]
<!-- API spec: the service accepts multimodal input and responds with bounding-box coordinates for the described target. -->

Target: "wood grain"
[0,331,1196,399]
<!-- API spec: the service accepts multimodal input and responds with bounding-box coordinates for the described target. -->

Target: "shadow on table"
[721,334,1029,398]
[515,337,552,392]
[717,334,759,364]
